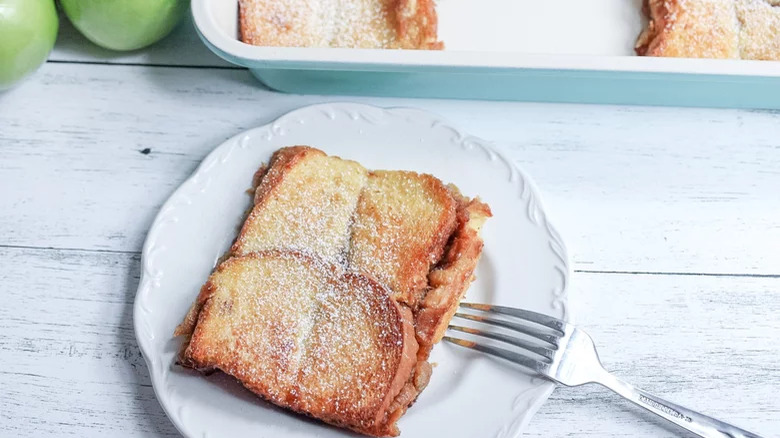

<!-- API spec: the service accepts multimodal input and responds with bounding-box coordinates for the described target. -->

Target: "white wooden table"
[2,15,779,438]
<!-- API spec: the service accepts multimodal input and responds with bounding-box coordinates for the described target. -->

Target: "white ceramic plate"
[134,103,571,438]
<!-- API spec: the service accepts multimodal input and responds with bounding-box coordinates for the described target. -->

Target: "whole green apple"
[0,0,58,90]
[60,0,188,51]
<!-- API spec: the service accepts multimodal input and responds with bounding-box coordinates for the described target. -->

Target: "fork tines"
[445,302,568,373]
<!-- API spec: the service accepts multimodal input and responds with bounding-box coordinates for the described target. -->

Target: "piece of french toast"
[348,170,458,307]
[238,0,442,49]
[233,146,367,262]
[635,0,780,60]
[180,251,418,436]
[176,146,491,436]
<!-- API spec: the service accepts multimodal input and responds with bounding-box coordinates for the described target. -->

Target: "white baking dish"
[192,0,780,108]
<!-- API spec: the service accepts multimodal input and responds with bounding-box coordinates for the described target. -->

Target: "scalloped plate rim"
[133,102,571,438]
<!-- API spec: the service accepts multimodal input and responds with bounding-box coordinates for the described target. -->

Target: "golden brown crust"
[415,191,492,359]
[735,0,780,60]
[365,190,491,427]
[368,299,418,436]
[249,146,311,206]
[175,146,340,340]
[173,282,213,339]
[395,0,443,49]
[636,0,740,58]
[348,170,458,307]
[232,146,368,262]
[636,0,780,60]
[181,251,417,437]
[290,269,419,436]
[238,0,442,49]
[176,146,491,436]
[382,359,432,433]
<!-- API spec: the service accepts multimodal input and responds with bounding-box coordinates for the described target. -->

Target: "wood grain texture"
[1,247,777,437]
[2,18,780,438]
[0,247,178,437]
[527,272,780,438]
[1,63,778,274]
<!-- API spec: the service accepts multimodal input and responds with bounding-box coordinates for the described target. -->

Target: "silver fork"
[445,302,764,438]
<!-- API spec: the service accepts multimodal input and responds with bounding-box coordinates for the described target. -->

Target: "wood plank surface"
[2,11,779,438]
[2,63,778,274]
[1,247,776,437]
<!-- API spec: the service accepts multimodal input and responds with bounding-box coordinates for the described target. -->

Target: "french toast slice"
[238,0,442,49]
[348,170,457,306]
[636,0,780,60]
[232,146,367,261]
[181,251,418,436]
[176,147,367,337]
[177,146,491,436]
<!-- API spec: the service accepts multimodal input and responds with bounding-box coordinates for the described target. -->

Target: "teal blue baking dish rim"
[192,0,780,109]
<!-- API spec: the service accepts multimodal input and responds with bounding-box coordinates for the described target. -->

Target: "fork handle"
[597,371,764,438]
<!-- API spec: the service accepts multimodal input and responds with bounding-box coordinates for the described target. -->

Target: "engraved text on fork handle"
[595,370,765,438]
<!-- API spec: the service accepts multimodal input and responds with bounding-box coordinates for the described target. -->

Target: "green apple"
[0,0,58,90]
[60,0,188,51]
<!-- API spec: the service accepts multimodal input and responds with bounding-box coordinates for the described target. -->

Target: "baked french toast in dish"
[175,146,490,436]
[636,0,780,60]
[238,0,442,49]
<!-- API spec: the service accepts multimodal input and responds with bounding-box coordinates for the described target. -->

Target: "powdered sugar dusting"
[294,272,403,426]
[234,152,367,263]
[239,0,401,48]
[348,170,456,303]
[186,147,471,432]
[195,251,404,425]
[734,0,780,60]
[236,152,452,302]
[643,0,779,59]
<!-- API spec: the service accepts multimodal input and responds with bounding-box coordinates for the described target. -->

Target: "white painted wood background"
[2,14,779,438]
